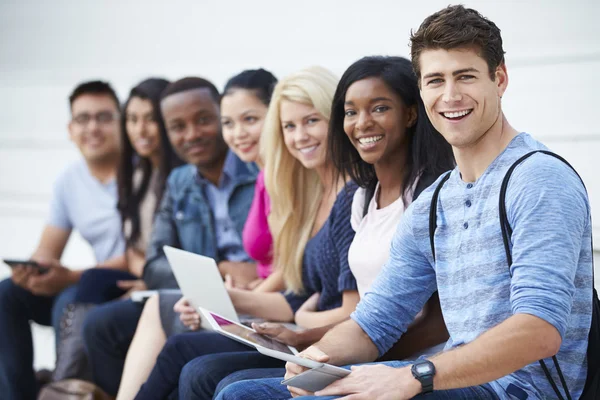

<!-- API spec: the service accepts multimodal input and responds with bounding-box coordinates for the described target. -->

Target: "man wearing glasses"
[0,81,126,400]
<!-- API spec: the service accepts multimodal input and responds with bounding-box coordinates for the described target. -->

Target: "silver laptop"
[163,246,239,329]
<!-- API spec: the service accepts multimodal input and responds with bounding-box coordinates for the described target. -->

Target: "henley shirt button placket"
[464,183,474,228]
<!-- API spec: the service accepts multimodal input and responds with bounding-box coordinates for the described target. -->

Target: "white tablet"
[256,346,349,377]
[257,346,350,392]
[163,246,239,329]
[200,308,298,355]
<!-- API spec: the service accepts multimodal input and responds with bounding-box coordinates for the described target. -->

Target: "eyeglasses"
[72,111,119,126]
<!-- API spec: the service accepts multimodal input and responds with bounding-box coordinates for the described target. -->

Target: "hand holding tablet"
[256,346,350,393]
[199,308,298,354]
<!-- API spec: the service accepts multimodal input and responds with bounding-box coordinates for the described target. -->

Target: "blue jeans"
[135,332,273,400]
[178,351,284,399]
[215,361,500,400]
[0,278,78,400]
[82,298,143,396]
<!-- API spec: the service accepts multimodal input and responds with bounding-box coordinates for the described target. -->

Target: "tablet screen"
[209,312,294,355]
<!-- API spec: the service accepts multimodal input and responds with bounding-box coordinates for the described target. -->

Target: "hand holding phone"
[8,259,77,296]
[3,259,49,274]
[4,259,49,291]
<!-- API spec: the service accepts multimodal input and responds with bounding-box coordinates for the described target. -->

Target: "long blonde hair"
[261,66,338,294]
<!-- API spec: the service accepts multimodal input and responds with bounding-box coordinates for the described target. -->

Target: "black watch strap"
[420,374,434,393]
[411,360,436,394]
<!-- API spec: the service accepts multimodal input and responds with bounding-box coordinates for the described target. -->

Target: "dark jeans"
[179,352,285,399]
[82,298,143,396]
[74,268,137,304]
[215,361,500,400]
[0,278,77,400]
[135,332,283,400]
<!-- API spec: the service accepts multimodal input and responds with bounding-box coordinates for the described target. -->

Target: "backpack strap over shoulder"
[499,150,587,400]
[428,172,452,261]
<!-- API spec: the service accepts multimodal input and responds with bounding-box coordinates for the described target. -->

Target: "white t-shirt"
[348,183,410,298]
[349,182,447,358]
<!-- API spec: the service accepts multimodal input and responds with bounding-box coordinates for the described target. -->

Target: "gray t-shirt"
[48,159,125,263]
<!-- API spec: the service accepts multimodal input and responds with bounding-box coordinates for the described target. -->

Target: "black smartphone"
[2,259,49,274]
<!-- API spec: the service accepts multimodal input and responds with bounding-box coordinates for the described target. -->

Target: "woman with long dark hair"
[116,78,183,279]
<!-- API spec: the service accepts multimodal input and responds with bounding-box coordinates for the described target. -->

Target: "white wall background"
[0,0,598,369]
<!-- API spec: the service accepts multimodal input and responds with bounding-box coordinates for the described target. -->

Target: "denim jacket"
[142,153,258,289]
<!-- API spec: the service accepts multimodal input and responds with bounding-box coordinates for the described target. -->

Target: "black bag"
[429,150,600,400]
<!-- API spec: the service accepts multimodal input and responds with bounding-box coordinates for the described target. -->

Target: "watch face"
[415,363,433,374]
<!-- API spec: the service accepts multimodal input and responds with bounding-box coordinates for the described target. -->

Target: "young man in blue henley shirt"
[216,5,594,400]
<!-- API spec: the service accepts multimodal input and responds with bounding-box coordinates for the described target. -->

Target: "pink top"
[242,170,273,279]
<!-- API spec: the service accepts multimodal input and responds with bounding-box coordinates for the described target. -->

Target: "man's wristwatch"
[411,359,436,393]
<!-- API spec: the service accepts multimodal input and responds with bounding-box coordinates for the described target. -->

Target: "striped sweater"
[352,133,593,399]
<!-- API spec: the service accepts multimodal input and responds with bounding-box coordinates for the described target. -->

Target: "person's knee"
[159,333,189,362]
[214,370,244,395]
[179,354,221,390]
[0,278,23,312]
[214,381,249,400]
[140,294,159,320]
[179,359,201,392]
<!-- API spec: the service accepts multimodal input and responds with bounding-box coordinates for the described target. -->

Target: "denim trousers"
[178,351,285,399]
[0,278,78,400]
[215,361,500,400]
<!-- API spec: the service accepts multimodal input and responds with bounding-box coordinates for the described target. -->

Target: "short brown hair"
[410,5,505,80]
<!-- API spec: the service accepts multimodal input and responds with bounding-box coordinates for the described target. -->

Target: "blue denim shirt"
[142,151,258,289]
[195,152,251,263]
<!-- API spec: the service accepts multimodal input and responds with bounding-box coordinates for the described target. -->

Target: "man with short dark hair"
[81,77,258,396]
[217,6,593,400]
[0,81,127,400]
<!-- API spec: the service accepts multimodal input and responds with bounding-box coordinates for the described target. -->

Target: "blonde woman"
[131,67,360,400]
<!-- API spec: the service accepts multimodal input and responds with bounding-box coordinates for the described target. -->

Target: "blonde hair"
[261,66,338,294]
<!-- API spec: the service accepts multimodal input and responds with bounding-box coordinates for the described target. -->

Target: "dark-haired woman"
[117,78,183,280]
[52,78,183,383]
[210,56,455,400]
